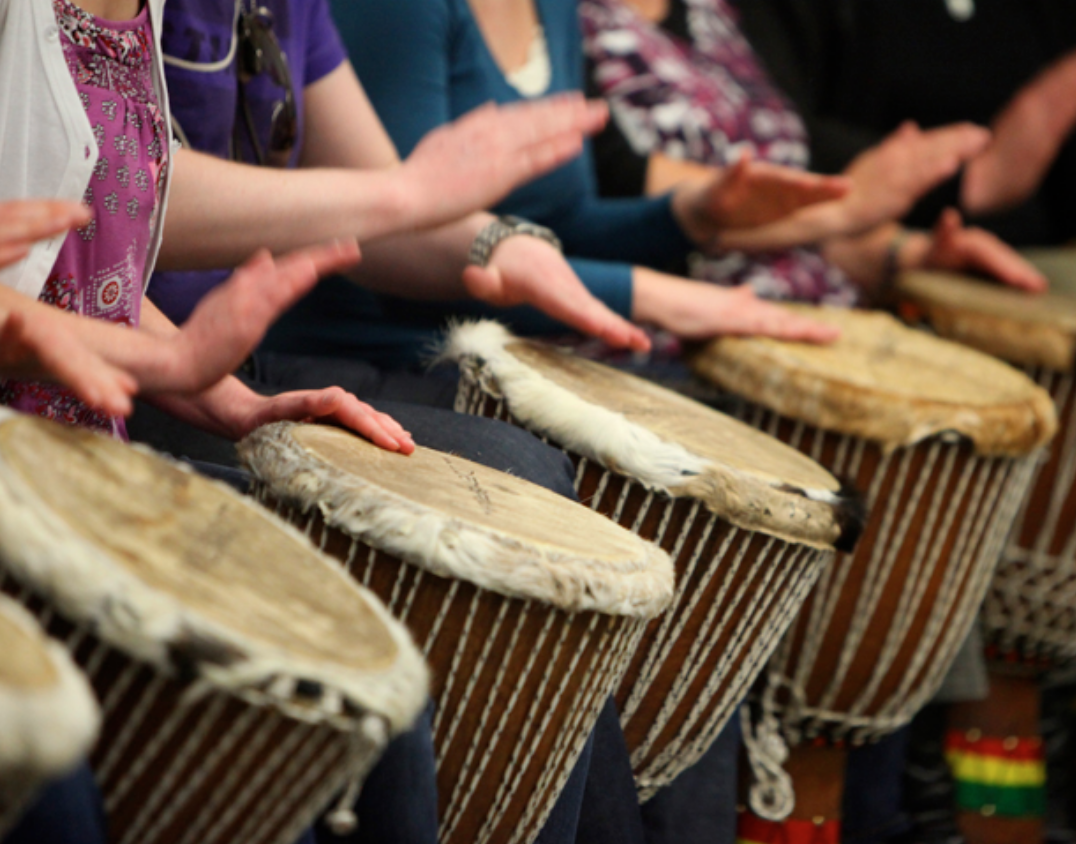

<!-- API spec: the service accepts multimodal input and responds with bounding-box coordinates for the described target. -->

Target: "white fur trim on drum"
[0,410,428,736]
[0,595,99,833]
[441,321,859,552]
[238,422,673,618]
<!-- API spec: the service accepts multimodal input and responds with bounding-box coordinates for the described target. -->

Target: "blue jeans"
[843,728,913,844]
[316,707,438,844]
[638,712,742,844]
[3,764,107,844]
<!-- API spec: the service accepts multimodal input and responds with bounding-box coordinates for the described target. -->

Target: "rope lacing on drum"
[741,705,795,821]
[325,716,389,835]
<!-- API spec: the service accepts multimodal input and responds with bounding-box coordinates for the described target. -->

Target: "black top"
[734,0,1076,245]
[587,0,692,199]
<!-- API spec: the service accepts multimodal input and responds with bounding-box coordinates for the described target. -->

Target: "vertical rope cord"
[175,709,286,844]
[430,589,483,742]
[441,600,532,837]
[120,695,252,844]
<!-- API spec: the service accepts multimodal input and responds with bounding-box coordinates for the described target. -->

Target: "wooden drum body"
[0,595,98,836]
[691,307,1054,817]
[444,321,862,800]
[0,412,428,844]
[900,257,1076,665]
[240,423,672,844]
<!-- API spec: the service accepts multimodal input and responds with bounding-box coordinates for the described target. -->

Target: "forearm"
[345,214,487,299]
[823,223,930,296]
[646,154,720,196]
[159,149,415,271]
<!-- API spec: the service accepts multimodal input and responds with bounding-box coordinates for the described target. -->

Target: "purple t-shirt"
[149,0,348,324]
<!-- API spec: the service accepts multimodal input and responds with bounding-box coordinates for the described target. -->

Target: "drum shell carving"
[457,378,831,799]
[257,489,644,844]
[984,366,1076,666]
[0,575,371,844]
[735,403,1036,743]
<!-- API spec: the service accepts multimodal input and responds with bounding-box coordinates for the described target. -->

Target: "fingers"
[0,200,92,270]
[0,311,136,416]
[962,231,1047,292]
[253,388,415,454]
[925,209,1047,292]
[462,261,652,352]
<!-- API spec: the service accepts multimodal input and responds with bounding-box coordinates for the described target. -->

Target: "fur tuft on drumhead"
[0,594,99,818]
[441,320,855,552]
[240,422,675,618]
[0,410,428,738]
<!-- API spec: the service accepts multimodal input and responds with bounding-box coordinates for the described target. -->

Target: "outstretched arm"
[159,63,607,271]
[2,206,363,413]
[961,49,1076,216]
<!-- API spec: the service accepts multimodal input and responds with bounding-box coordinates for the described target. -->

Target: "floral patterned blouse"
[0,0,168,437]
[582,0,859,306]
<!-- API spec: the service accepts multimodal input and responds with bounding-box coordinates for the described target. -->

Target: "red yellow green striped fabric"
[945,730,1045,818]
[736,811,840,844]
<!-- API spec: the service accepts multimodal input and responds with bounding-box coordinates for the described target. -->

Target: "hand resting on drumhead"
[1,197,366,417]
[462,235,652,351]
[901,209,1047,293]
[137,251,416,455]
[632,267,840,343]
[826,209,1048,296]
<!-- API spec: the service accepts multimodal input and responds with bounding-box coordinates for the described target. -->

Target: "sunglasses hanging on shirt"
[235,4,298,167]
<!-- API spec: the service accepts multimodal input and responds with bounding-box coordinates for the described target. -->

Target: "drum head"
[692,307,1056,456]
[0,414,426,728]
[444,322,857,551]
[241,424,674,618]
[898,255,1076,371]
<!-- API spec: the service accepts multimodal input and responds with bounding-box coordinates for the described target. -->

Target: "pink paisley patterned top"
[582,0,859,307]
[0,0,167,438]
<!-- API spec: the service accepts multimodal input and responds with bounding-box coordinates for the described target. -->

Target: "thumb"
[461,264,507,305]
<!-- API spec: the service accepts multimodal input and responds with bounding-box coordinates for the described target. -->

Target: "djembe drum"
[0,410,428,844]
[0,594,98,835]
[239,422,673,844]
[690,306,1055,840]
[441,320,864,800]
[897,257,1076,836]
[898,258,1076,665]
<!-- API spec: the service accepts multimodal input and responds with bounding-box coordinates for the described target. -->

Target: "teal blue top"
[266,0,692,365]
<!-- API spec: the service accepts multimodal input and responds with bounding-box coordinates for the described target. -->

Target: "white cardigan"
[0,0,173,301]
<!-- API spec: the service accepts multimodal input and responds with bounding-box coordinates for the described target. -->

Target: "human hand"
[219,382,415,454]
[461,236,651,352]
[673,155,850,249]
[962,51,1076,216]
[139,240,361,393]
[720,122,990,253]
[837,121,990,233]
[0,309,136,416]
[632,267,840,343]
[909,209,1048,292]
[398,94,608,231]
[0,200,91,269]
